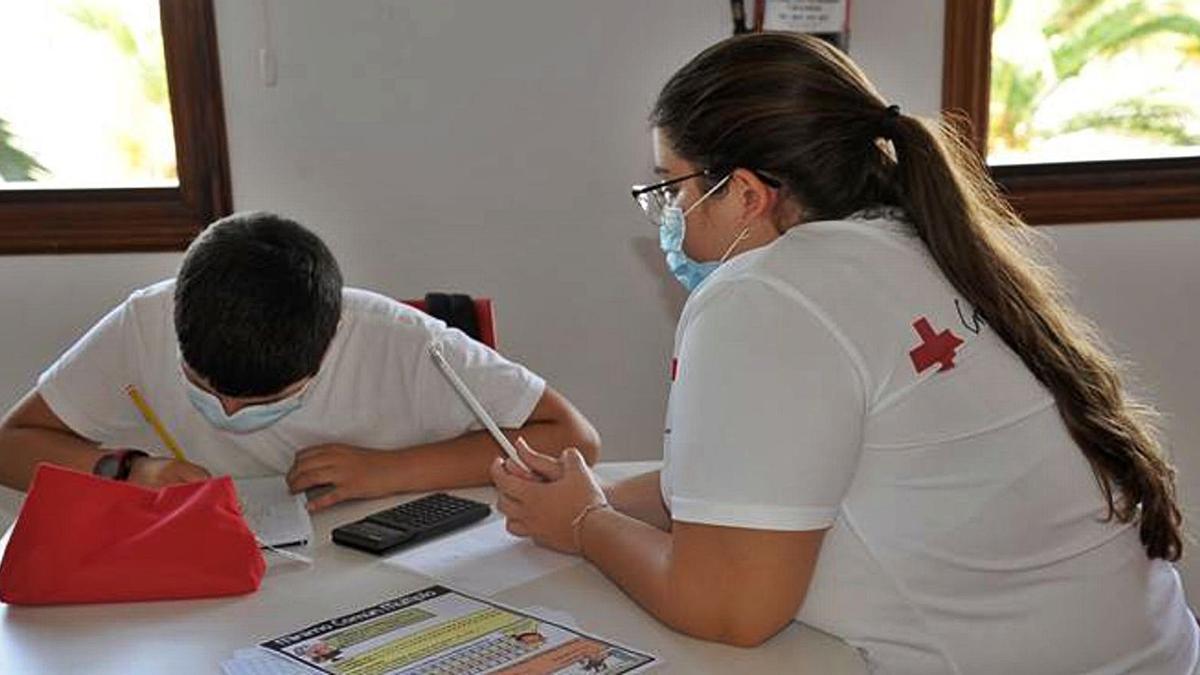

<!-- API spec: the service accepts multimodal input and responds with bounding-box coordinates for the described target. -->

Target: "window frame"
[0,0,231,255]
[942,0,1200,225]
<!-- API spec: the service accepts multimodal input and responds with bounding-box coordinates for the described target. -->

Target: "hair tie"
[879,104,902,140]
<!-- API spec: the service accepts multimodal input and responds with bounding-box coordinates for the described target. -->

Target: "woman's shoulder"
[707,208,920,296]
[777,207,921,260]
[680,207,934,349]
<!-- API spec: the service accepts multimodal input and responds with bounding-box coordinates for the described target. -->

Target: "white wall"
[2,0,1198,598]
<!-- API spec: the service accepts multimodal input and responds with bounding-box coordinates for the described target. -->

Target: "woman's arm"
[491,444,825,647]
[581,510,824,646]
[603,470,672,530]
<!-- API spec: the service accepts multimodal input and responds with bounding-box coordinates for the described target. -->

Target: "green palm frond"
[67,1,169,106]
[995,0,1016,28]
[66,5,138,57]
[1113,13,1200,52]
[1049,2,1148,78]
[1058,98,1200,144]
[1051,5,1200,80]
[990,0,1200,158]
[989,59,1046,151]
[0,117,47,181]
[1043,0,1110,37]
[137,59,169,107]
[1183,36,1200,60]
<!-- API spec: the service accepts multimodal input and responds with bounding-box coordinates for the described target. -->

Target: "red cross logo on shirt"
[909,316,963,374]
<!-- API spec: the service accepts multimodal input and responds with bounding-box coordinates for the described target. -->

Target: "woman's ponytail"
[888,112,1183,560]
[653,32,1184,560]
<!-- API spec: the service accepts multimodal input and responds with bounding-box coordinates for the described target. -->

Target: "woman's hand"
[490,438,607,554]
[286,444,399,511]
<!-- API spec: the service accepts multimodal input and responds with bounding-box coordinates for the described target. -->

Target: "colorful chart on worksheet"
[259,585,657,675]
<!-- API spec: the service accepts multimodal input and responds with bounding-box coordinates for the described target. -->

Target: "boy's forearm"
[387,419,595,492]
[0,391,105,491]
[0,427,103,491]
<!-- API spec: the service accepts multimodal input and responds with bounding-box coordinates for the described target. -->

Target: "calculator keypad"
[333,493,490,555]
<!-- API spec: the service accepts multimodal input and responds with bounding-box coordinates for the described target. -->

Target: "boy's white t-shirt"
[661,211,1198,674]
[37,281,546,478]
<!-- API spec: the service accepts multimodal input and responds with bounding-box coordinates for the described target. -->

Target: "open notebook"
[233,476,312,548]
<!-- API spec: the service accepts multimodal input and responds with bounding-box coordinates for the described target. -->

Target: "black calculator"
[332,493,491,555]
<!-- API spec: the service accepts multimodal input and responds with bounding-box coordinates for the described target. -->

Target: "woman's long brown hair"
[652,33,1183,560]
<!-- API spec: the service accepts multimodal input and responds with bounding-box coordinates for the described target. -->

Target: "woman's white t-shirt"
[37,281,545,477]
[660,212,1197,674]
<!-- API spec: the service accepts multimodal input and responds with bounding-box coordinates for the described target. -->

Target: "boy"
[0,212,598,511]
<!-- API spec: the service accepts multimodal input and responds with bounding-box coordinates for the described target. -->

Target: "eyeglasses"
[630,168,782,225]
[631,170,713,226]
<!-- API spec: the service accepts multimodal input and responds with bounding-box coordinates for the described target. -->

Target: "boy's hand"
[287,444,396,512]
[127,456,211,487]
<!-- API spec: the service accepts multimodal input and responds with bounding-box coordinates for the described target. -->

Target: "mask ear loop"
[683,174,733,216]
[681,173,749,263]
[719,226,752,263]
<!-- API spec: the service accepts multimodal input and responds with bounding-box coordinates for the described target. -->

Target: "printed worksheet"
[258,585,657,675]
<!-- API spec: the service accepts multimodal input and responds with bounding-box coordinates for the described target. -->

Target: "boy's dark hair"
[175,211,343,397]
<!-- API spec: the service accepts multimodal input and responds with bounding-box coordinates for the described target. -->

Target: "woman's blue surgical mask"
[183,371,307,434]
[658,175,749,292]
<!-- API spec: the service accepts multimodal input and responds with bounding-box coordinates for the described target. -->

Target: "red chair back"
[402,297,497,349]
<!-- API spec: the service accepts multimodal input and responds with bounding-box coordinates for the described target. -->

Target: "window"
[0,0,230,254]
[943,0,1200,224]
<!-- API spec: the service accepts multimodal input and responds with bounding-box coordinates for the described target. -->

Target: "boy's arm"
[0,390,105,490]
[0,390,209,491]
[288,386,600,511]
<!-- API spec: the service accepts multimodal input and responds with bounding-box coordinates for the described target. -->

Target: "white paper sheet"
[221,648,311,675]
[234,476,313,548]
[522,605,579,629]
[383,518,581,595]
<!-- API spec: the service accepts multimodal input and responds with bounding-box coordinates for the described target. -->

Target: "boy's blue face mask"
[182,371,307,434]
[658,175,750,292]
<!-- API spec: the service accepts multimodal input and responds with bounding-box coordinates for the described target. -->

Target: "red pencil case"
[0,463,265,605]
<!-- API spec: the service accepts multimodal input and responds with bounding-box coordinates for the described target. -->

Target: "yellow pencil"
[125,385,188,462]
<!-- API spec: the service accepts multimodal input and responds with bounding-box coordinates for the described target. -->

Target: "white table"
[0,462,865,674]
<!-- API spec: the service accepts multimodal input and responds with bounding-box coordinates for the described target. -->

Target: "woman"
[492,33,1197,673]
